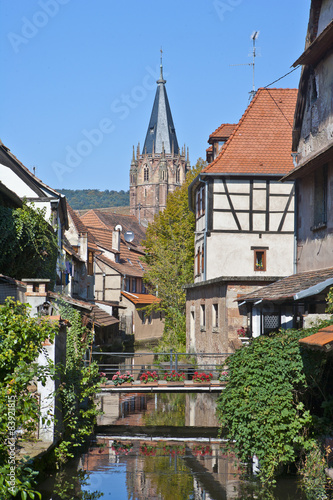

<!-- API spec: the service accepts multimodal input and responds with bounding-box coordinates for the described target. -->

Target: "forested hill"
[56,189,129,210]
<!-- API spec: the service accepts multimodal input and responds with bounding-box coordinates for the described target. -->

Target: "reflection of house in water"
[185,393,220,428]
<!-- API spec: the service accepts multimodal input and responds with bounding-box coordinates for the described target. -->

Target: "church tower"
[130,54,190,224]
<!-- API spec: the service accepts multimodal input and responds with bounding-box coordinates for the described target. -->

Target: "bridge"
[92,350,229,394]
[98,381,226,394]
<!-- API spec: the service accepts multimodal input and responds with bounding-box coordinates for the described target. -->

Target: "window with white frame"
[200,304,206,330]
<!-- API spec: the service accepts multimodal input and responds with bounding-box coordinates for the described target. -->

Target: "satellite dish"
[124,231,134,243]
[114,224,122,232]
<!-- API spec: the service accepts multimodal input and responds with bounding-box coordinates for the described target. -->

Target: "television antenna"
[230,30,260,101]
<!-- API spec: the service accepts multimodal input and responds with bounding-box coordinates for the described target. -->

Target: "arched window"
[176,167,180,183]
[144,166,149,182]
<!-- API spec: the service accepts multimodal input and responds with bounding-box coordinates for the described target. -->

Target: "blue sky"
[1,0,311,192]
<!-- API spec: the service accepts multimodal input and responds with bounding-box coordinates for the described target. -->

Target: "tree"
[0,201,58,283]
[0,299,57,499]
[142,158,206,350]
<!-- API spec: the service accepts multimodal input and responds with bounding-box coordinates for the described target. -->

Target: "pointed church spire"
[142,52,179,155]
[131,145,136,165]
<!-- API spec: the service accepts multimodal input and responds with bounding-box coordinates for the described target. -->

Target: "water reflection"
[79,437,240,499]
[39,392,306,499]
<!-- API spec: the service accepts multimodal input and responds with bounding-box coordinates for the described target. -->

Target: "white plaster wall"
[0,163,36,197]
[37,345,55,442]
[206,232,294,280]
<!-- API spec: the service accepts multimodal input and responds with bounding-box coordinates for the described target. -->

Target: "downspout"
[291,154,298,275]
[293,182,298,274]
[199,174,209,282]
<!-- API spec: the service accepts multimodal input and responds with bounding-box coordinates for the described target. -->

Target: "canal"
[37,390,306,499]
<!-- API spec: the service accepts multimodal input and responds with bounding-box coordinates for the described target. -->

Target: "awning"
[299,325,333,352]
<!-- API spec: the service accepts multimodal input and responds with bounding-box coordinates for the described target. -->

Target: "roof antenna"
[230,30,260,102]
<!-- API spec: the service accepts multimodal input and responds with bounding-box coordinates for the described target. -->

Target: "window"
[176,167,180,183]
[254,249,266,271]
[131,278,136,293]
[200,304,206,330]
[148,314,152,324]
[196,246,201,276]
[212,304,218,328]
[87,251,94,275]
[144,166,149,182]
[201,244,204,276]
[125,277,130,291]
[313,165,327,228]
[142,312,146,324]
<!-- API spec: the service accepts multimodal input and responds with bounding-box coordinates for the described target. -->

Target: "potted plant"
[219,370,229,382]
[192,371,213,383]
[163,370,186,383]
[140,370,159,384]
[111,371,134,386]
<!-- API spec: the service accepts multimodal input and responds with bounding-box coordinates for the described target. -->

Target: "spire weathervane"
[157,46,166,84]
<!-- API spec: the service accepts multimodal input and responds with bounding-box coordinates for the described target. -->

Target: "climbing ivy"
[55,300,105,467]
[216,325,333,487]
[0,299,57,499]
[0,201,58,284]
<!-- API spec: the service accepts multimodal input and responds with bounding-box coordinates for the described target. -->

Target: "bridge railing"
[90,351,230,381]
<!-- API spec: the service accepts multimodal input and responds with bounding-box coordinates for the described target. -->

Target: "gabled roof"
[67,202,88,235]
[142,64,179,155]
[95,253,144,278]
[80,209,146,248]
[239,267,333,303]
[91,304,119,327]
[121,291,161,305]
[0,141,69,229]
[202,88,298,176]
[208,123,236,143]
[63,236,83,261]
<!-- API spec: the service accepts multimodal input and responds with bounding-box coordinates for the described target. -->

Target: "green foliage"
[299,441,331,500]
[0,201,58,283]
[55,300,105,467]
[216,327,333,486]
[142,158,206,350]
[56,188,129,210]
[0,299,57,499]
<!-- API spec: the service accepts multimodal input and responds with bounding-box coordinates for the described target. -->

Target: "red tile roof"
[208,123,237,143]
[80,210,146,244]
[203,88,298,176]
[121,291,161,305]
[299,325,333,351]
[96,253,144,278]
[67,202,88,234]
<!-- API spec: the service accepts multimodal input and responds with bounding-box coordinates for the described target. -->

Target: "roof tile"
[203,88,298,176]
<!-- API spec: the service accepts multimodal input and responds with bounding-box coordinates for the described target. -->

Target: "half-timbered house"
[185,88,298,353]
[239,1,333,333]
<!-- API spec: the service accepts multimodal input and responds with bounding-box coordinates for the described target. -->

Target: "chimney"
[22,278,50,317]
[112,229,121,253]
